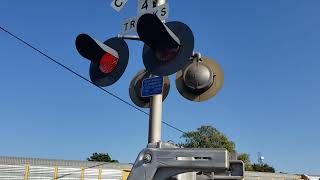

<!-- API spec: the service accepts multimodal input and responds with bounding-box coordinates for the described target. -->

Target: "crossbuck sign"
[110,0,129,12]
[122,0,169,35]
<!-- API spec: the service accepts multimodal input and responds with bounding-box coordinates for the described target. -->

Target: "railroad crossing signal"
[75,34,129,87]
[73,2,240,179]
[73,1,243,179]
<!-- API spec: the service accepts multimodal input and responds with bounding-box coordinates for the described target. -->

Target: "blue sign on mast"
[141,76,163,97]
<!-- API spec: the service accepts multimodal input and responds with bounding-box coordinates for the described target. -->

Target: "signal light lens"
[99,53,119,74]
[156,47,179,62]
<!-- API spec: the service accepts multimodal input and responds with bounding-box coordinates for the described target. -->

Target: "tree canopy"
[237,153,253,171]
[87,152,118,163]
[179,125,236,153]
[237,153,275,172]
[179,125,275,172]
[251,163,275,173]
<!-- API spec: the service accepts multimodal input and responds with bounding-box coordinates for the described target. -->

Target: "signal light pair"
[75,13,193,84]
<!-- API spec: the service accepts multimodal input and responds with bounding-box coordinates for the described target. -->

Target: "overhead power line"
[0,26,186,135]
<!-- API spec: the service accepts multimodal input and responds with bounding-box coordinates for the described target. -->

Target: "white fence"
[0,164,123,180]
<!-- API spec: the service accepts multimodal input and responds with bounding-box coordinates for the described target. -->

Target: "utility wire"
[0,26,187,135]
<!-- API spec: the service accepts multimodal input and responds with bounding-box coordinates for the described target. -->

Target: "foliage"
[180,125,276,172]
[87,152,118,163]
[237,153,253,171]
[237,153,275,172]
[251,163,275,173]
[179,125,236,153]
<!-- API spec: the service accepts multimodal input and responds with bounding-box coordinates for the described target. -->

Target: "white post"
[148,93,162,143]
[148,0,165,144]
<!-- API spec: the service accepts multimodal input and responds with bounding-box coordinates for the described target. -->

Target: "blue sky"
[0,0,319,175]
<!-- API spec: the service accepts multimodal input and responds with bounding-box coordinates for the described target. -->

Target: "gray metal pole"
[148,93,162,143]
[148,0,166,144]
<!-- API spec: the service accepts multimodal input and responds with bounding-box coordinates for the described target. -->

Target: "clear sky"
[0,0,319,175]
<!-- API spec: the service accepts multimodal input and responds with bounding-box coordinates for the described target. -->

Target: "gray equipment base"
[128,142,244,180]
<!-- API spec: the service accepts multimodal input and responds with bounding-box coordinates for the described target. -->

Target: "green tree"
[179,125,236,153]
[179,125,276,172]
[237,153,253,171]
[251,163,275,173]
[87,152,119,163]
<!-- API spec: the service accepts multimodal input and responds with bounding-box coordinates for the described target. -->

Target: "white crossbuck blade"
[110,0,129,12]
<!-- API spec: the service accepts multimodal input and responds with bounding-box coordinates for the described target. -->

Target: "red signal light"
[99,53,119,74]
[156,47,179,62]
